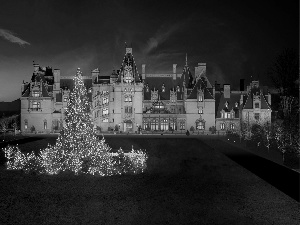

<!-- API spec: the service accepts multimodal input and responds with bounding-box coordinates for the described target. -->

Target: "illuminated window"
[230,123,235,130]
[64,96,68,102]
[102,108,108,115]
[198,95,203,102]
[255,113,259,120]
[220,123,225,130]
[160,119,168,131]
[162,84,165,92]
[224,112,231,119]
[198,109,203,114]
[24,120,28,130]
[32,101,40,111]
[235,102,238,108]
[44,121,47,129]
[103,118,108,122]
[197,121,204,130]
[177,85,180,92]
[151,119,159,130]
[103,97,108,104]
[169,120,176,130]
[32,91,40,97]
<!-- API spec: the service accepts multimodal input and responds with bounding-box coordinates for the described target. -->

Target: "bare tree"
[0,118,9,142]
[268,48,299,97]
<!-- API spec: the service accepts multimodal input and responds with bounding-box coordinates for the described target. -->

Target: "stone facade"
[20,48,271,134]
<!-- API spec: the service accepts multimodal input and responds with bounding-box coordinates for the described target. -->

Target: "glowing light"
[2,69,148,176]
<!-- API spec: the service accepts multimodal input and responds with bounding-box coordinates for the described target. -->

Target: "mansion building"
[20,47,272,134]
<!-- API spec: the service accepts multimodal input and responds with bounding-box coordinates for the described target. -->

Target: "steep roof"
[22,83,30,97]
[187,77,214,100]
[143,76,184,101]
[116,50,141,83]
[216,92,241,118]
[243,87,271,110]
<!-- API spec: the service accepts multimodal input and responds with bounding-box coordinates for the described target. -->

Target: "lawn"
[0,136,299,224]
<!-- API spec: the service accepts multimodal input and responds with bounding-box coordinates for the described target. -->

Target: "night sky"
[0,0,298,101]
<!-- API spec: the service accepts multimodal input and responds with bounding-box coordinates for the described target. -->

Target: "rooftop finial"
[185,53,188,66]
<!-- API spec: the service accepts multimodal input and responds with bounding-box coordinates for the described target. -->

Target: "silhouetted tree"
[268,48,299,97]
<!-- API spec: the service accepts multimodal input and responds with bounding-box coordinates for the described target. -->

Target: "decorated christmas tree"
[2,68,148,176]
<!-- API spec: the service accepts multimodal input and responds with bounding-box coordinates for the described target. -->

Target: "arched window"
[44,120,47,130]
[196,121,205,130]
[160,119,168,131]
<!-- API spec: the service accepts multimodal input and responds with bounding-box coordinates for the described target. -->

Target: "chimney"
[21,83,24,94]
[53,69,60,91]
[142,64,146,80]
[195,63,206,82]
[223,84,230,98]
[240,94,244,105]
[92,68,100,83]
[240,79,245,91]
[173,64,177,80]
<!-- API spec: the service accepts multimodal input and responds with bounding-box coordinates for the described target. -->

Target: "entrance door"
[125,122,133,132]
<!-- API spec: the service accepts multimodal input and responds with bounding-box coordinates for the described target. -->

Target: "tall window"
[151,119,159,130]
[44,120,47,130]
[224,112,231,119]
[198,95,203,102]
[160,119,168,131]
[220,123,225,130]
[143,120,149,130]
[24,119,28,130]
[180,121,185,130]
[230,123,235,130]
[64,96,68,102]
[255,103,259,108]
[169,119,176,130]
[254,113,260,120]
[198,109,203,114]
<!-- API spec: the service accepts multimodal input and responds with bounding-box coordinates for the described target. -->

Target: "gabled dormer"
[151,87,158,102]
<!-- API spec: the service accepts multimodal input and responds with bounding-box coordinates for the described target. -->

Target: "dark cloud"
[0,0,298,101]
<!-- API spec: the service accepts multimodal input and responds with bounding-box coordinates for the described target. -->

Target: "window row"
[220,123,235,130]
[221,112,234,119]
[24,120,47,130]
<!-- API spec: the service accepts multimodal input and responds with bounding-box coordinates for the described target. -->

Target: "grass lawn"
[0,136,299,224]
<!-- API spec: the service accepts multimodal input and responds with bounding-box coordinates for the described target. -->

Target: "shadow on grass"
[210,139,300,202]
